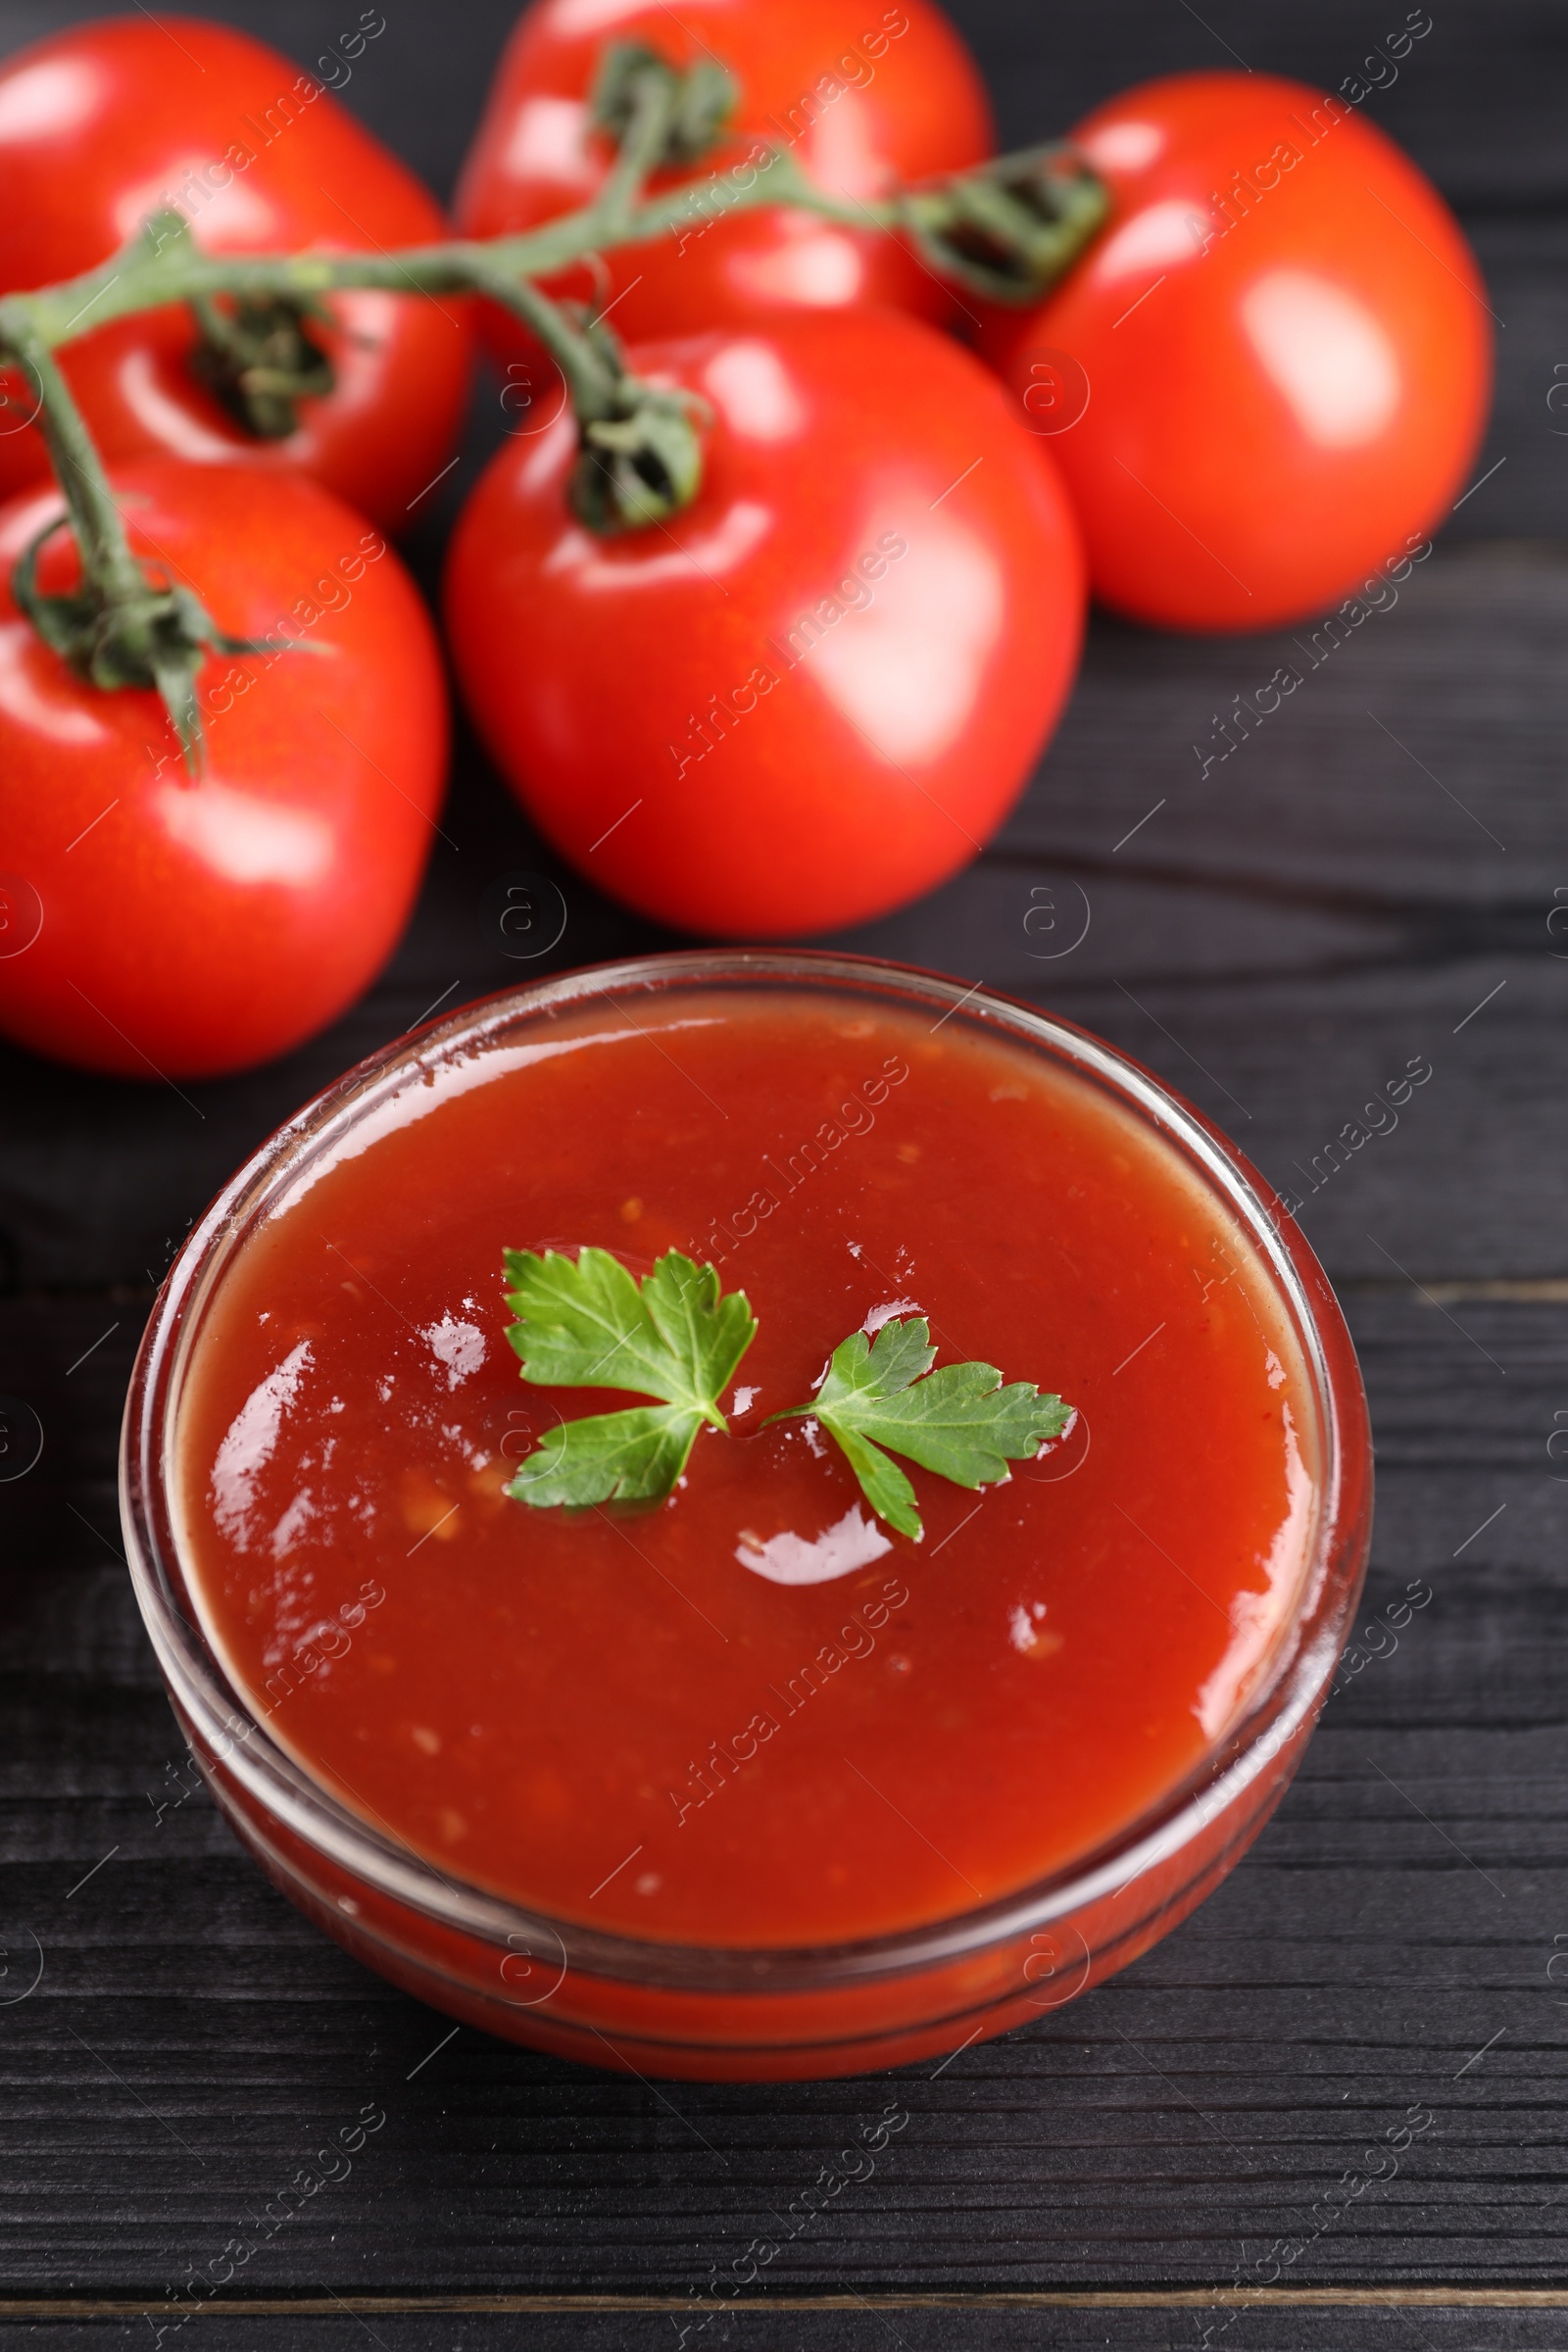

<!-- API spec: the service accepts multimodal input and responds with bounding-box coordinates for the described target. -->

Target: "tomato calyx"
[187,290,337,440]
[466,254,709,537]
[572,385,706,533]
[590,40,737,171]
[11,510,289,772]
[569,328,708,534]
[902,144,1108,304]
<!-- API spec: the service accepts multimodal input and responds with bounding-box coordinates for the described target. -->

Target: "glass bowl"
[121,950,1372,2082]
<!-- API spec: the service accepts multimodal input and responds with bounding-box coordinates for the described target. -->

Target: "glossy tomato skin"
[443,311,1084,939]
[0,18,471,530]
[454,0,994,355]
[0,459,447,1079]
[980,72,1492,632]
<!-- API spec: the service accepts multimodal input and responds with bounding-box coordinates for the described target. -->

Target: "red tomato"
[0,459,448,1078]
[454,0,994,361]
[980,72,1493,632]
[443,311,1084,938]
[0,18,471,531]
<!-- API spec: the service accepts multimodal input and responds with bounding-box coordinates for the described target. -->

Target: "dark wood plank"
[1007,541,1564,904]
[6,2306,1568,2352]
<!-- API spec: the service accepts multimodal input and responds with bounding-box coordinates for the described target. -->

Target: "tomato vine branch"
[0,41,1105,754]
[1,137,1102,364]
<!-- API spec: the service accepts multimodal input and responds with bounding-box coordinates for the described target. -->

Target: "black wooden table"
[2,2,1565,2343]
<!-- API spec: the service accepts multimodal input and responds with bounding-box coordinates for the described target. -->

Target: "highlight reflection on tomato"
[443,311,1085,940]
[0,18,471,531]
[454,0,994,353]
[0,460,448,1079]
[980,72,1493,632]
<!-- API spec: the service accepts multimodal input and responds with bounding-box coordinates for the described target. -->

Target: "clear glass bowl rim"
[121,947,1373,1997]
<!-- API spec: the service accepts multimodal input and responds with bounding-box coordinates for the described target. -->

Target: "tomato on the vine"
[0,459,448,1078]
[454,0,994,359]
[0,19,471,531]
[980,72,1492,632]
[443,310,1084,939]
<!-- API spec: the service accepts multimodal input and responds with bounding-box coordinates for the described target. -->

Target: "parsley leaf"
[768,1316,1072,1543]
[502,1247,757,1508]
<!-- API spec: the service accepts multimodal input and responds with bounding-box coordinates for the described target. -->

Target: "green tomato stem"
[5,153,888,358]
[0,293,311,773]
[593,52,683,240]
[0,309,147,608]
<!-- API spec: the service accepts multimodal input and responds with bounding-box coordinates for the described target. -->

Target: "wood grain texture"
[9,2305,1568,2352]
[0,0,1563,2341]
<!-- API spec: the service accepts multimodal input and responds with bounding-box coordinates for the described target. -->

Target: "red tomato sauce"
[175,984,1316,1947]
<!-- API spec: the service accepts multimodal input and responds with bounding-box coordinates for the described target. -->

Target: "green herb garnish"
[502,1247,756,1507]
[767,1316,1072,1544]
[501,1252,1070,1543]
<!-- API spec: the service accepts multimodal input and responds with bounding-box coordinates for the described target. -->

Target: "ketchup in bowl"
[124,954,1371,2079]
